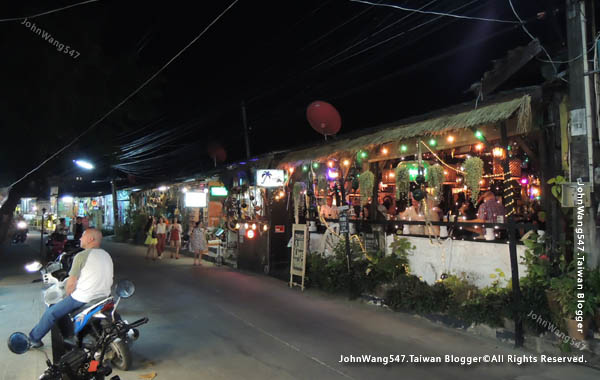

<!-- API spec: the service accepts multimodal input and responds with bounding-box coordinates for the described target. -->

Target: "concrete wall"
[309,232,527,288]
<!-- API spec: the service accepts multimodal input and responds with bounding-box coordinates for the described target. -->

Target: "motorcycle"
[45,233,81,263]
[26,261,141,370]
[12,220,28,243]
[8,280,149,380]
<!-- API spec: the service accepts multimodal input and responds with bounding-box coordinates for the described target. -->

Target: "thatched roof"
[278,93,533,167]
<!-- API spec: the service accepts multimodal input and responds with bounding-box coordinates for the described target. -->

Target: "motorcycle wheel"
[106,340,132,371]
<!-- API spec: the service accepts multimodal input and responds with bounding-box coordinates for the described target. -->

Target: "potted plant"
[463,157,483,204]
[550,272,596,341]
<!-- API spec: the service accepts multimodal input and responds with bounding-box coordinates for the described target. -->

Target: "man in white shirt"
[29,228,113,347]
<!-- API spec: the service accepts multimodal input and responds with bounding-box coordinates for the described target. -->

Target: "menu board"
[290,224,308,291]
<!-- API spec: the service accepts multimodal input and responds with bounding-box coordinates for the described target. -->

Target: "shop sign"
[256,169,285,187]
[290,224,308,291]
[339,212,349,234]
[185,192,207,208]
[210,186,228,196]
[275,225,285,233]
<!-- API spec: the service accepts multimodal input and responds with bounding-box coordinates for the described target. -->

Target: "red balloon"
[306,101,341,136]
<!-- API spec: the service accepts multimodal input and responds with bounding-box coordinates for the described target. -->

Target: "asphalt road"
[1,234,599,380]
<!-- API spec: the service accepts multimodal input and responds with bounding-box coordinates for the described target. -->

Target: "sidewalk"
[0,239,54,380]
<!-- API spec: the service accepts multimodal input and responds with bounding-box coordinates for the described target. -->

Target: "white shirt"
[156,223,167,234]
[69,248,114,303]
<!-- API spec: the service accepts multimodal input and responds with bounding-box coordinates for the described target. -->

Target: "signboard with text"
[290,224,308,291]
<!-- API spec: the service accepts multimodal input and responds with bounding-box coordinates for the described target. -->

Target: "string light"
[475,130,484,140]
[429,138,437,147]
[343,159,350,166]
[313,162,319,169]
[328,161,334,168]
[400,144,408,153]
[475,143,484,151]
[302,165,308,172]
[288,167,294,173]
[447,135,455,143]
[420,140,506,178]
[381,147,389,155]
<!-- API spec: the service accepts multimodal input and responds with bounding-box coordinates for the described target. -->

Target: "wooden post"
[501,121,524,347]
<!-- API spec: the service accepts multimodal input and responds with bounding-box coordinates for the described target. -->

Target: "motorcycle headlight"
[17,221,27,229]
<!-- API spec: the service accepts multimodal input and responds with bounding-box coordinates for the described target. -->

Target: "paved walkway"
[1,235,599,379]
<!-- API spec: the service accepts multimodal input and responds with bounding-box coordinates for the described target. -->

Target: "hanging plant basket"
[394,164,410,200]
[358,170,375,206]
[464,157,484,204]
[428,164,445,199]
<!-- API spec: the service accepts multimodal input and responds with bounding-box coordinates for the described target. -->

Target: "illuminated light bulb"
[429,139,437,147]
[235,223,240,229]
[389,171,395,178]
[252,223,257,230]
[360,151,368,159]
[447,135,455,143]
[479,180,484,185]
[400,145,408,153]
[313,162,319,169]
[288,167,294,173]
[302,165,308,172]
[381,147,389,155]
[328,161,334,168]
[343,159,350,166]
[475,143,484,151]
[244,223,249,229]
[444,170,448,175]
[263,224,268,231]
[279,190,285,197]
[475,130,484,140]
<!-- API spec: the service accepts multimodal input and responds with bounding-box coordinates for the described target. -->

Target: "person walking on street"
[28,228,113,347]
[144,216,158,261]
[155,217,167,259]
[191,221,207,266]
[170,219,182,259]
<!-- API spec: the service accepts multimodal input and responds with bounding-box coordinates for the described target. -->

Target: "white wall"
[387,235,527,288]
[308,232,527,288]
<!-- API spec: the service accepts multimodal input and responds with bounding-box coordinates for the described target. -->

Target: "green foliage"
[394,164,410,200]
[385,275,450,314]
[547,175,566,201]
[428,164,445,198]
[358,170,375,206]
[550,270,597,319]
[463,157,484,204]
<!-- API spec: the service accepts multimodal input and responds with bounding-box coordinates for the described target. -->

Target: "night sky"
[0,0,569,194]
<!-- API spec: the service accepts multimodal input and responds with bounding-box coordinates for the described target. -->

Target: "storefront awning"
[278,93,533,166]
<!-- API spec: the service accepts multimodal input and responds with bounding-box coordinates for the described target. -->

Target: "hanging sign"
[210,186,228,196]
[256,169,285,187]
[339,211,349,234]
[185,192,207,208]
[290,224,308,291]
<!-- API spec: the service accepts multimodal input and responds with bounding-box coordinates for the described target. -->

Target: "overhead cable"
[0,0,102,22]
[8,0,239,189]
[350,0,520,24]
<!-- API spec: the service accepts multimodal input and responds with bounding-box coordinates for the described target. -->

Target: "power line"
[0,0,102,22]
[8,0,240,189]
[350,0,521,24]
[507,0,558,76]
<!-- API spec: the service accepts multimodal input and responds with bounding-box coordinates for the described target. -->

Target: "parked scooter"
[26,261,141,370]
[12,220,28,243]
[8,281,148,380]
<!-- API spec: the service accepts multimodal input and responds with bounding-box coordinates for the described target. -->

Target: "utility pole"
[111,171,119,230]
[241,101,251,159]
[566,0,598,268]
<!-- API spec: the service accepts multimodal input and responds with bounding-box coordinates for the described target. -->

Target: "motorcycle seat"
[68,296,113,319]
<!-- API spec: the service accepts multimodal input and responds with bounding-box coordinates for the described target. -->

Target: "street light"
[74,160,94,170]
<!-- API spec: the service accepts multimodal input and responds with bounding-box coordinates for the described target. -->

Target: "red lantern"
[306,101,341,137]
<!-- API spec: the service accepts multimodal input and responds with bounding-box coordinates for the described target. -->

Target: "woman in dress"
[170,218,183,259]
[144,216,158,261]
[190,221,207,266]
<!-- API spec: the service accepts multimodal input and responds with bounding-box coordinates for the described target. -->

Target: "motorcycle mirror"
[7,332,30,354]
[25,261,43,272]
[115,280,135,298]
